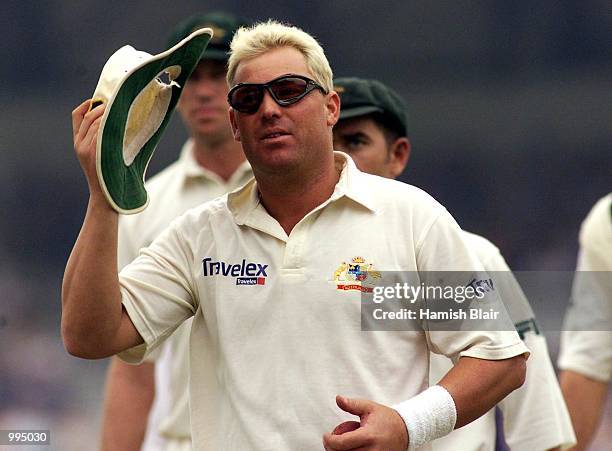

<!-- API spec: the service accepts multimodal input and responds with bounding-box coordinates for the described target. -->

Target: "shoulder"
[137,195,231,256]
[461,231,515,273]
[359,171,448,216]
[461,231,501,256]
[170,195,231,235]
[580,193,612,250]
[143,159,183,194]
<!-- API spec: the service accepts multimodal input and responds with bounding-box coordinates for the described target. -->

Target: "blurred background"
[0,1,610,449]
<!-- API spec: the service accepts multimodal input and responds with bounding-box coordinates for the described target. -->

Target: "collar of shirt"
[228,151,378,232]
[178,139,253,187]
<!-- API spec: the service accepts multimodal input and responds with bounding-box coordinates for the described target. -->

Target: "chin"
[249,146,303,173]
[195,125,231,140]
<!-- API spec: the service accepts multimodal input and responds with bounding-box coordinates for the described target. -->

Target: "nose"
[259,88,282,119]
[191,77,217,100]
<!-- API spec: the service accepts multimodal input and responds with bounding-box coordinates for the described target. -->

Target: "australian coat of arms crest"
[333,256,381,292]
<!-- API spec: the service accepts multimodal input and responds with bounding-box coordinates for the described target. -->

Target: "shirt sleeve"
[558,199,612,381]
[117,211,172,363]
[558,252,612,381]
[416,210,530,362]
[470,234,536,328]
[117,220,199,364]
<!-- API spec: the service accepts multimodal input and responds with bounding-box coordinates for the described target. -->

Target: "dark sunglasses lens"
[230,86,262,112]
[270,77,309,102]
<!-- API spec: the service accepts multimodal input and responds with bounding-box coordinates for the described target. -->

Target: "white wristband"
[392,385,457,450]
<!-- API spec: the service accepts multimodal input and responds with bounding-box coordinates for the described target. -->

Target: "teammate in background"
[558,194,612,451]
[99,12,252,451]
[65,21,529,450]
[332,76,576,451]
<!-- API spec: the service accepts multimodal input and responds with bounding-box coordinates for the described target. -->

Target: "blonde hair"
[227,20,333,93]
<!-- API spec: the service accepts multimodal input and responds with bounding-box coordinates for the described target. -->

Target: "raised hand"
[71,99,105,192]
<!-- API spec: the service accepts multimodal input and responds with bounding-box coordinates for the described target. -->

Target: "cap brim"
[95,28,212,214]
[338,105,383,120]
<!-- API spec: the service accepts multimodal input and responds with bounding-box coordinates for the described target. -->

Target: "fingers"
[73,100,105,146]
[76,108,103,153]
[323,428,371,451]
[72,99,94,139]
[72,100,106,182]
[82,114,102,152]
[325,397,407,451]
[323,396,371,449]
[336,395,370,416]
[332,421,361,435]
[77,102,105,146]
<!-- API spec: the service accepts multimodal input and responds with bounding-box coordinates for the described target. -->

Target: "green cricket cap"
[334,77,408,137]
[167,11,251,61]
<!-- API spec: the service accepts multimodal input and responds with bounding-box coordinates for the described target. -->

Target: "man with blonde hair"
[64,20,529,450]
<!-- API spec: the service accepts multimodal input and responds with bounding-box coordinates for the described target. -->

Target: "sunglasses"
[228,74,328,114]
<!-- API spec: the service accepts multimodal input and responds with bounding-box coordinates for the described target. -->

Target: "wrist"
[392,385,457,451]
[87,190,117,216]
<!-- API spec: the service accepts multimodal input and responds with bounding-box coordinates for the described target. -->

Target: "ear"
[229,108,241,142]
[388,137,410,178]
[325,90,341,127]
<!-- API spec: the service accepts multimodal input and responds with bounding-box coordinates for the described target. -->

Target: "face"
[177,59,233,142]
[333,116,410,179]
[229,46,339,175]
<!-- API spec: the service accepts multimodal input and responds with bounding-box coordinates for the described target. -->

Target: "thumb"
[336,395,370,417]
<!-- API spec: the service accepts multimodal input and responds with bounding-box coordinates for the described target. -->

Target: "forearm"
[63,100,144,358]
[100,358,155,451]
[62,192,123,357]
[560,370,607,451]
[438,355,526,428]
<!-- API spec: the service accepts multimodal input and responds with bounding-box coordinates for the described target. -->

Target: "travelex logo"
[202,257,268,286]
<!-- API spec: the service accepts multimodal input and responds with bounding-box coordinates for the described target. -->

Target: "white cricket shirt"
[119,152,528,451]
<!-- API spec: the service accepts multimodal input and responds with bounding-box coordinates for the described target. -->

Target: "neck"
[192,135,246,182]
[255,152,340,235]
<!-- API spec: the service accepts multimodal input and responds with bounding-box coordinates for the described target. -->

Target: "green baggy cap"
[334,77,408,137]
